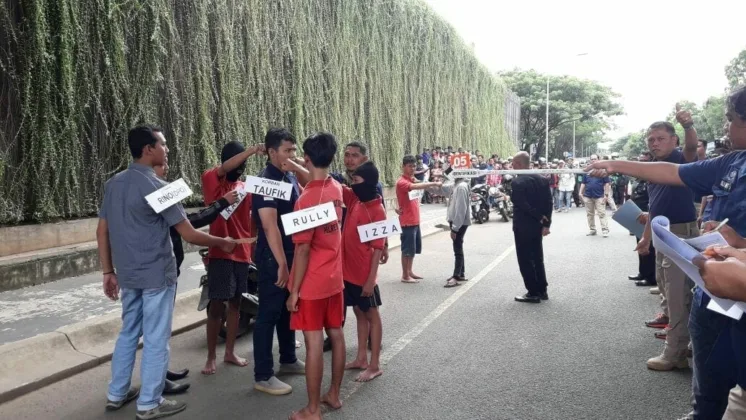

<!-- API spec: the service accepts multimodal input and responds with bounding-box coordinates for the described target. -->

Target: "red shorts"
[290,292,344,331]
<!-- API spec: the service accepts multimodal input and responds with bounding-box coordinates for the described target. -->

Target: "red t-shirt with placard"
[395,175,420,226]
[342,188,386,286]
[289,177,344,300]
[201,167,253,263]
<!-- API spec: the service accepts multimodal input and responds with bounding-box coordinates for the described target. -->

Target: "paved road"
[0,207,693,419]
[0,204,446,346]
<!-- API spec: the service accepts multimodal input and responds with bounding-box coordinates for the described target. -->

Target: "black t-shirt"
[252,163,300,258]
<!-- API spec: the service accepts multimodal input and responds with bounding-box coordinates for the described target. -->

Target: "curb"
[0,216,449,404]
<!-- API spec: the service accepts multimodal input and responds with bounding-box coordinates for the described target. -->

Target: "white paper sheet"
[650,216,743,320]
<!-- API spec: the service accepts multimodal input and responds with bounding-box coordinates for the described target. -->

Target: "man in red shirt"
[200,141,264,375]
[396,155,441,283]
[340,162,386,382]
[286,133,345,420]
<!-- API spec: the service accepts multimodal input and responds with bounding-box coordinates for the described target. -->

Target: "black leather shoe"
[166,369,189,381]
[163,379,190,395]
[635,279,656,287]
[515,293,541,303]
[628,274,643,281]
[539,292,549,301]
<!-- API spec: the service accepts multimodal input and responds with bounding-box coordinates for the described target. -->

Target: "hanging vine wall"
[0,0,516,224]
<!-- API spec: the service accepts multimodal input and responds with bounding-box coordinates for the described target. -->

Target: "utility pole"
[545,79,549,161]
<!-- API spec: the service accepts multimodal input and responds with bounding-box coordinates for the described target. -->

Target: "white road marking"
[338,245,515,403]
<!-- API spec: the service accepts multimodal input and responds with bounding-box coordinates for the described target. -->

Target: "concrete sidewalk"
[0,204,447,403]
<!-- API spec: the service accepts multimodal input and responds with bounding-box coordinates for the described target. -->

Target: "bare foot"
[224,353,248,367]
[401,278,419,283]
[201,359,217,375]
[345,359,368,370]
[410,272,423,280]
[289,407,322,420]
[321,391,342,410]
[356,367,383,382]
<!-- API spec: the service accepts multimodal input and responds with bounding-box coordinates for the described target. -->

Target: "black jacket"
[511,175,553,235]
[170,198,231,276]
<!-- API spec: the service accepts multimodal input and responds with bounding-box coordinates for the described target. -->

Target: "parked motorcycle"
[197,248,259,339]
[470,184,491,224]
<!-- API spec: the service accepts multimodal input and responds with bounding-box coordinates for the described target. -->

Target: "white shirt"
[558,173,576,192]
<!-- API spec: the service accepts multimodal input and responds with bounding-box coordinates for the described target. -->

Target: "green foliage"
[0,0,516,224]
[610,130,647,157]
[499,69,623,159]
[726,48,746,89]
[665,97,727,142]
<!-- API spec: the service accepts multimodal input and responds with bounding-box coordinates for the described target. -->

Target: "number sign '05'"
[357,218,402,243]
[449,153,470,169]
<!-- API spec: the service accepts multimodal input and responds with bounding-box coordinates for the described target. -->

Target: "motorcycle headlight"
[488,187,497,195]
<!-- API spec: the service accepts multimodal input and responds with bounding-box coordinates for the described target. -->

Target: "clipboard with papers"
[650,216,746,320]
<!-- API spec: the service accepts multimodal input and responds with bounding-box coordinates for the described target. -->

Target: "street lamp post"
[545,80,549,161]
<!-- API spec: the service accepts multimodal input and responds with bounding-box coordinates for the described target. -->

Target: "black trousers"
[636,235,656,283]
[514,231,548,296]
[450,223,468,278]
[572,183,582,207]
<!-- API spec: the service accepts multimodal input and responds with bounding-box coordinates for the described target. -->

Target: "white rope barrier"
[449,168,586,178]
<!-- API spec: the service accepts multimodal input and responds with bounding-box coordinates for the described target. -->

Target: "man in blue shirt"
[252,128,305,396]
[585,85,746,420]
[579,154,611,237]
[98,125,236,418]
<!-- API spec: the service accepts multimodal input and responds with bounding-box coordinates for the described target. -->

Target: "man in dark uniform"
[510,152,553,303]
[628,152,657,288]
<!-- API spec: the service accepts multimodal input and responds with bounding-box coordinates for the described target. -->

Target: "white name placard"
[220,188,249,220]
[408,189,424,200]
[281,202,337,235]
[357,218,402,243]
[244,176,293,201]
[451,169,481,179]
[145,178,193,213]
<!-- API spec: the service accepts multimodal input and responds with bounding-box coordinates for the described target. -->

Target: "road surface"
[0,207,692,419]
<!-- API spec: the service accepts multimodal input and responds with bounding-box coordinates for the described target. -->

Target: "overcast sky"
[424,0,745,139]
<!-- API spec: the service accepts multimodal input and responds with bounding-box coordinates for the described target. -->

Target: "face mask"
[226,161,245,182]
[351,183,377,203]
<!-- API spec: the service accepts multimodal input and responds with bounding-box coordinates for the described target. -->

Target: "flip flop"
[444,279,461,288]
[401,279,420,283]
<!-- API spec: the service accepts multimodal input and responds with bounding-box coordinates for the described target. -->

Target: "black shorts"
[207,259,249,301]
[343,281,382,313]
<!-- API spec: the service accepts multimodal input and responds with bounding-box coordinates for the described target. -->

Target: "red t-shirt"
[342,188,386,286]
[289,177,344,300]
[201,167,252,263]
[396,175,420,226]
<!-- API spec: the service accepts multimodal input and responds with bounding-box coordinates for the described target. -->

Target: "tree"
[610,130,647,158]
[665,97,727,142]
[725,49,746,89]
[499,69,623,160]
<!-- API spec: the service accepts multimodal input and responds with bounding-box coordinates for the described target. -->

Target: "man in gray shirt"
[444,176,471,288]
[98,125,236,420]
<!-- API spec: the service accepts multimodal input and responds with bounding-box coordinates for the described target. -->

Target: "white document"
[650,216,743,320]
[220,188,249,220]
[408,189,424,200]
[281,202,337,235]
[684,232,729,252]
[244,175,293,201]
[145,178,193,213]
[358,218,402,243]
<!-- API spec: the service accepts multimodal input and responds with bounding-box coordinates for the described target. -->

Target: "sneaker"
[586,231,597,236]
[649,287,660,295]
[654,328,669,340]
[645,313,669,329]
[105,386,139,411]
[136,399,187,420]
[278,360,306,375]
[254,376,292,396]
[647,353,689,371]
[676,412,695,420]
[602,230,609,237]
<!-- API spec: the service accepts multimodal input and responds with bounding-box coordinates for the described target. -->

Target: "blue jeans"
[107,283,176,411]
[689,287,735,419]
[253,248,297,382]
[558,190,573,210]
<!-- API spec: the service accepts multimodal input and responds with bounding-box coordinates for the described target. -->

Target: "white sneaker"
[278,360,306,375]
[602,230,609,237]
[650,287,660,295]
[254,376,292,395]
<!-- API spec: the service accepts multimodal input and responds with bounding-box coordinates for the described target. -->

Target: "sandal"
[444,278,460,288]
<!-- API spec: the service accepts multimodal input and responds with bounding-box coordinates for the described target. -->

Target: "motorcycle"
[197,248,259,339]
[470,184,491,224]
[489,185,513,222]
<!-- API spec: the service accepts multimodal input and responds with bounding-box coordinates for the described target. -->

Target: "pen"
[713,218,730,233]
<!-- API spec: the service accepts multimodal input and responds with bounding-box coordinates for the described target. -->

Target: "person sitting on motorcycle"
[154,163,241,394]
